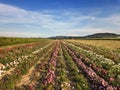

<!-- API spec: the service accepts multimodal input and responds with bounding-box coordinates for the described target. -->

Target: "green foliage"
[62,45,91,90]
[0,41,54,90]
[0,37,50,47]
[69,41,120,63]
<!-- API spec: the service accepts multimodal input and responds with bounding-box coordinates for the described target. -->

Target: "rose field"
[0,39,120,90]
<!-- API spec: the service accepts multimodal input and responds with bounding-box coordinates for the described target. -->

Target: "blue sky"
[0,0,120,37]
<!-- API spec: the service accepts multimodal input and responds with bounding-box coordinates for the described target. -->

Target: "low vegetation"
[0,38,119,90]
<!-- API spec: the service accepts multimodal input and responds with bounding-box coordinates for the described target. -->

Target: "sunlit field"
[0,38,120,90]
[68,39,120,50]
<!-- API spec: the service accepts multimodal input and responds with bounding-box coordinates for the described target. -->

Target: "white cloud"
[59,27,120,36]
[0,3,26,14]
[100,14,120,26]
[0,31,44,37]
[0,3,120,37]
[0,3,54,24]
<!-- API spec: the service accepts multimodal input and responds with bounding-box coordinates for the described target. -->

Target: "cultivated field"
[0,39,120,90]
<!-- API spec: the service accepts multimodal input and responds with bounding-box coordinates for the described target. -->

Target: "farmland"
[0,38,120,90]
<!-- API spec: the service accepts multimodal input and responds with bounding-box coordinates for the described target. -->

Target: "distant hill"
[49,36,82,39]
[84,33,120,38]
[49,33,120,39]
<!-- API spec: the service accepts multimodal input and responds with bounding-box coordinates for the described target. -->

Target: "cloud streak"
[0,3,120,37]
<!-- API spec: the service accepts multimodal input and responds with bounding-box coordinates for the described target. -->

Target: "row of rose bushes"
[42,42,60,89]
[0,41,55,90]
[16,41,91,90]
[67,41,120,64]
[0,41,53,80]
[62,44,91,90]
[0,40,52,65]
[16,42,60,90]
[63,43,117,90]
[15,42,56,90]
[65,42,120,87]
[55,46,71,90]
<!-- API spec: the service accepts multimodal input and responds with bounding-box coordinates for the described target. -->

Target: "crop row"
[67,40,120,63]
[63,42,120,90]
[15,42,56,90]
[66,42,120,86]
[15,41,59,90]
[0,41,52,64]
[0,41,53,77]
[55,45,71,90]
[0,40,119,90]
[0,41,55,90]
[62,44,91,90]
[15,41,93,90]
[43,41,60,89]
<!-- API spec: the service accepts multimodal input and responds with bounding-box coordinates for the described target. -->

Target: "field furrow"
[62,42,119,90]
[0,39,119,90]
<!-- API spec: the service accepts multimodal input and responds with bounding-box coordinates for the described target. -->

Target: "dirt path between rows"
[16,62,38,87]
[16,44,54,87]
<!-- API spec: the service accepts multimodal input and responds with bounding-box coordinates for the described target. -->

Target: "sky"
[0,0,120,37]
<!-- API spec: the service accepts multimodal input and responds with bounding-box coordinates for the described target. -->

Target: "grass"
[67,39,120,50]
[0,37,51,47]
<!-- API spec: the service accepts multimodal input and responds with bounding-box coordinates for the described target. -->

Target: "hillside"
[85,33,120,38]
[49,33,120,39]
